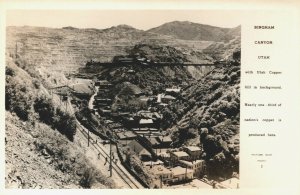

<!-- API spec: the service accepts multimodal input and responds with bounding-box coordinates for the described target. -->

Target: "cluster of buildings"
[90,79,239,188]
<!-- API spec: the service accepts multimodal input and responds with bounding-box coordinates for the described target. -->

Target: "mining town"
[6,20,240,189]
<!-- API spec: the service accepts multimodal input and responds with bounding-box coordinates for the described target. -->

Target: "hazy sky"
[7,10,243,30]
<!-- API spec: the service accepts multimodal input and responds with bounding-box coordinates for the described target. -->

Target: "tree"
[34,95,55,124]
[53,109,77,141]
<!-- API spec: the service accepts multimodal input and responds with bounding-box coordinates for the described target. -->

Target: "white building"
[170,151,190,161]
[150,165,173,182]
[179,160,206,177]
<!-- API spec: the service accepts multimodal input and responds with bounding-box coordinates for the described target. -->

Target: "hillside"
[6,22,240,74]
[147,21,239,42]
[82,44,198,94]
[161,62,240,180]
[203,36,241,61]
[5,56,115,188]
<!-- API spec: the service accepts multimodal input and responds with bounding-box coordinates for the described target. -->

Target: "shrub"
[34,96,77,141]
[80,168,96,188]
[5,76,34,121]
[53,109,77,141]
[34,95,55,124]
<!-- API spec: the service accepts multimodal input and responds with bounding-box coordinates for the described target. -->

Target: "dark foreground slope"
[5,57,115,188]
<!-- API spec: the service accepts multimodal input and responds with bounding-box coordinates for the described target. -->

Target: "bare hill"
[147,21,239,42]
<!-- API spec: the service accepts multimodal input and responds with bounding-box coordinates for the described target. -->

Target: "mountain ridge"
[147,21,240,41]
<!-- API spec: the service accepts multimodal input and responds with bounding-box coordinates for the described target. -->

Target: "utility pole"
[185,165,187,181]
[88,128,90,147]
[15,42,18,59]
[82,118,89,147]
[109,137,112,177]
[106,131,112,177]
[160,175,162,188]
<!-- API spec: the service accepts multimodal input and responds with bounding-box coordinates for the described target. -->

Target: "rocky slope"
[5,56,115,188]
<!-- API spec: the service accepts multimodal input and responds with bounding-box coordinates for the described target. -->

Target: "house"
[183,146,202,161]
[170,151,189,162]
[149,165,173,182]
[179,160,206,177]
[99,108,111,116]
[143,136,160,148]
[122,116,136,128]
[170,166,193,183]
[165,88,181,94]
[127,140,152,161]
[94,98,112,104]
[157,136,172,148]
[139,118,153,124]
[96,80,112,89]
[161,95,176,104]
[143,160,164,167]
[158,152,171,161]
[115,57,134,64]
[157,94,162,103]
[139,119,154,128]
[116,131,137,140]
[137,111,162,120]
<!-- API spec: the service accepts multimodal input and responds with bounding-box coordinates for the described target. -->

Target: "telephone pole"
[109,138,112,177]
[106,131,112,177]
[15,42,18,59]
[88,127,90,147]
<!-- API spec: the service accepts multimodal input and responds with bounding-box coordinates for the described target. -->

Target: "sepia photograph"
[5,10,240,189]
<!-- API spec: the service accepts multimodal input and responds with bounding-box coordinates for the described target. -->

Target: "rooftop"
[128,140,151,156]
[149,165,172,175]
[179,160,205,166]
[157,136,172,143]
[116,131,137,140]
[162,95,176,100]
[219,177,239,189]
[139,119,153,124]
[185,146,202,152]
[171,166,193,176]
[143,160,164,166]
[147,137,160,146]
[166,88,181,93]
[172,151,189,158]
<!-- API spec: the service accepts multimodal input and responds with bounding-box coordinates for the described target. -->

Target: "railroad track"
[76,121,141,189]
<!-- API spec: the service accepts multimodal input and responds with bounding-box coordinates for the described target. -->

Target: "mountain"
[6,22,240,76]
[147,21,239,42]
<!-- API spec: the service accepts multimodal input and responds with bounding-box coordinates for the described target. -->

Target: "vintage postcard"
[1,0,300,195]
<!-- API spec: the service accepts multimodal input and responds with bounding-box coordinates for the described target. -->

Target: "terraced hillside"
[6,23,240,74]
